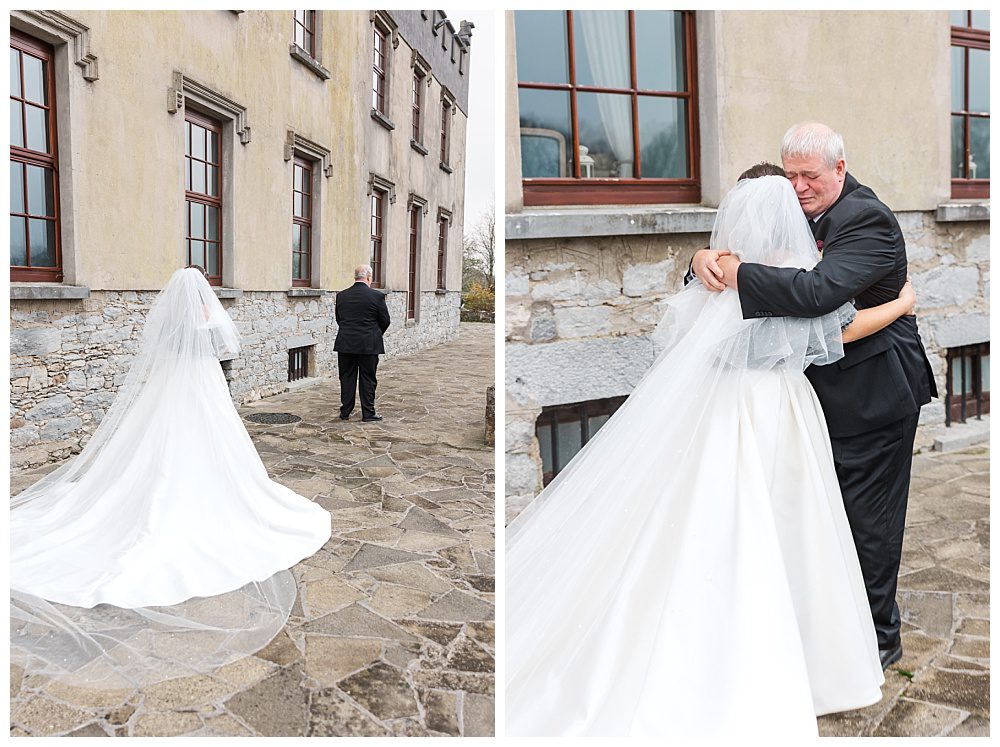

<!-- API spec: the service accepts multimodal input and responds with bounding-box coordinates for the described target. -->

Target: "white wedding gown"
[506,177,884,737]
[11,268,331,688]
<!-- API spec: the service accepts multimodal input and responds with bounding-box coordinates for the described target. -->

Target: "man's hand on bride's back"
[692,248,731,291]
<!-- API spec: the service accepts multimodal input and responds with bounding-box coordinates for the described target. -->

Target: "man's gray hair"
[355,264,373,280]
[780,122,846,169]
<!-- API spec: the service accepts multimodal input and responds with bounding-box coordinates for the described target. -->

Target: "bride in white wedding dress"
[506,173,913,737]
[11,267,331,688]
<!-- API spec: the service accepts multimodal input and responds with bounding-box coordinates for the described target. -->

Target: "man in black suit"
[334,264,391,422]
[694,122,936,670]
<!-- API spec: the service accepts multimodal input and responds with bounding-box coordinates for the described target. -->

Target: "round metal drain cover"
[246,412,301,425]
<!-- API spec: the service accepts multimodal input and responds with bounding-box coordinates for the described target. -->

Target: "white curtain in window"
[578,11,633,176]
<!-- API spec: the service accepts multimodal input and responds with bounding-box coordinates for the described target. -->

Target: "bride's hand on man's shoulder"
[899,277,916,316]
[692,248,731,292]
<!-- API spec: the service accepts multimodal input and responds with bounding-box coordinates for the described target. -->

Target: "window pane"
[207,243,219,276]
[949,10,968,26]
[21,54,46,105]
[292,223,301,251]
[10,100,23,148]
[555,418,582,473]
[982,355,990,390]
[25,103,47,152]
[301,193,311,219]
[519,88,573,178]
[951,115,966,178]
[638,96,688,178]
[537,421,553,476]
[635,11,685,91]
[10,162,24,213]
[951,46,966,111]
[191,124,206,159]
[185,121,190,157]
[577,91,634,178]
[573,11,631,89]
[293,251,302,280]
[207,205,219,241]
[969,117,990,179]
[207,130,219,164]
[189,239,205,270]
[25,164,54,216]
[191,162,206,193]
[190,202,204,238]
[295,22,305,48]
[293,192,303,218]
[207,165,218,197]
[10,216,26,265]
[969,48,989,114]
[514,10,569,84]
[28,217,55,266]
[10,48,21,98]
[971,10,989,30]
[588,413,610,434]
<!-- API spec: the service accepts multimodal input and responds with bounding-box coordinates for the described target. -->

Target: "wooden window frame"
[945,342,990,425]
[184,109,223,286]
[440,96,452,169]
[293,10,317,58]
[373,25,388,115]
[407,205,419,319]
[292,155,313,287]
[436,212,448,291]
[370,189,385,288]
[950,11,990,198]
[288,346,309,382]
[516,10,700,206]
[536,396,627,485]
[10,30,62,282]
[412,70,423,144]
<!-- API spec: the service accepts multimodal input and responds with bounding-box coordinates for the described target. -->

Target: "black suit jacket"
[333,282,391,355]
[737,173,936,438]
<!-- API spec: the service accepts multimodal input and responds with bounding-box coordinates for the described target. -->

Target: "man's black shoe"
[339,413,351,420]
[879,642,903,670]
[362,414,384,422]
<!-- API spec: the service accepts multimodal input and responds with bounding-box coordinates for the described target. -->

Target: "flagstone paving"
[9,322,496,738]
[819,444,989,737]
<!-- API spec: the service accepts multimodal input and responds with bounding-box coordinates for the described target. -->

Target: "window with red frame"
[292,156,312,286]
[436,214,448,290]
[370,190,385,288]
[10,31,62,282]
[373,26,387,114]
[514,10,699,206]
[407,206,419,319]
[950,10,990,198]
[184,110,223,286]
[412,71,423,143]
[440,98,451,167]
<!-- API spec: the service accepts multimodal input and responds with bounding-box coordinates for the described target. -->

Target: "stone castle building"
[10,10,473,469]
[504,10,990,520]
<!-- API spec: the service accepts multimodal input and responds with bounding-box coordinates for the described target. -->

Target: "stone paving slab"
[819,444,989,737]
[9,323,496,737]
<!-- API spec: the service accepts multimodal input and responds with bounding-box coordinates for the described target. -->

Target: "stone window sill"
[287,287,325,297]
[289,44,331,80]
[505,204,718,240]
[287,375,323,392]
[371,109,395,131]
[439,162,453,174]
[435,288,447,295]
[214,287,243,299]
[936,201,990,222]
[411,139,429,156]
[11,283,90,300]
[405,318,417,327]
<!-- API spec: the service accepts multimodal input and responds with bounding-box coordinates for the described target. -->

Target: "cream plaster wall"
[708,10,950,210]
[49,10,368,291]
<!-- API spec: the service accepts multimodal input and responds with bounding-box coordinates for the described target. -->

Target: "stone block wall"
[11,288,460,471]
[504,213,989,521]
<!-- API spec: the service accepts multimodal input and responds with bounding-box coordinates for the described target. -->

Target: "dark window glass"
[436,215,447,290]
[535,396,627,485]
[294,11,316,57]
[185,111,223,285]
[945,342,990,425]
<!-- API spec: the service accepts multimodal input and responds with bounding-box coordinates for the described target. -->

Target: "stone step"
[925,414,990,453]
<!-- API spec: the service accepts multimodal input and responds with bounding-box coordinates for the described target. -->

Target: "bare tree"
[462,203,495,291]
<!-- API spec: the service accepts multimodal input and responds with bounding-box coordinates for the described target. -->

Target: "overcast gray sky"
[454,10,496,233]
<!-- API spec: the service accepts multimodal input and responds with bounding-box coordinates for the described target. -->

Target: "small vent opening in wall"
[288,346,310,382]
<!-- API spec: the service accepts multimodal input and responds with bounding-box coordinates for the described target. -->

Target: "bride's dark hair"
[739,161,786,180]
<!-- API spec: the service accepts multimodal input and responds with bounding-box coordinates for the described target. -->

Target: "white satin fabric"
[506,178,884,736]
[11,268,330,688]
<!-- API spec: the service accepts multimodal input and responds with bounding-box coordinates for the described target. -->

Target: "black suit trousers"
[338,353,379,419]
[831,412,919,651]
